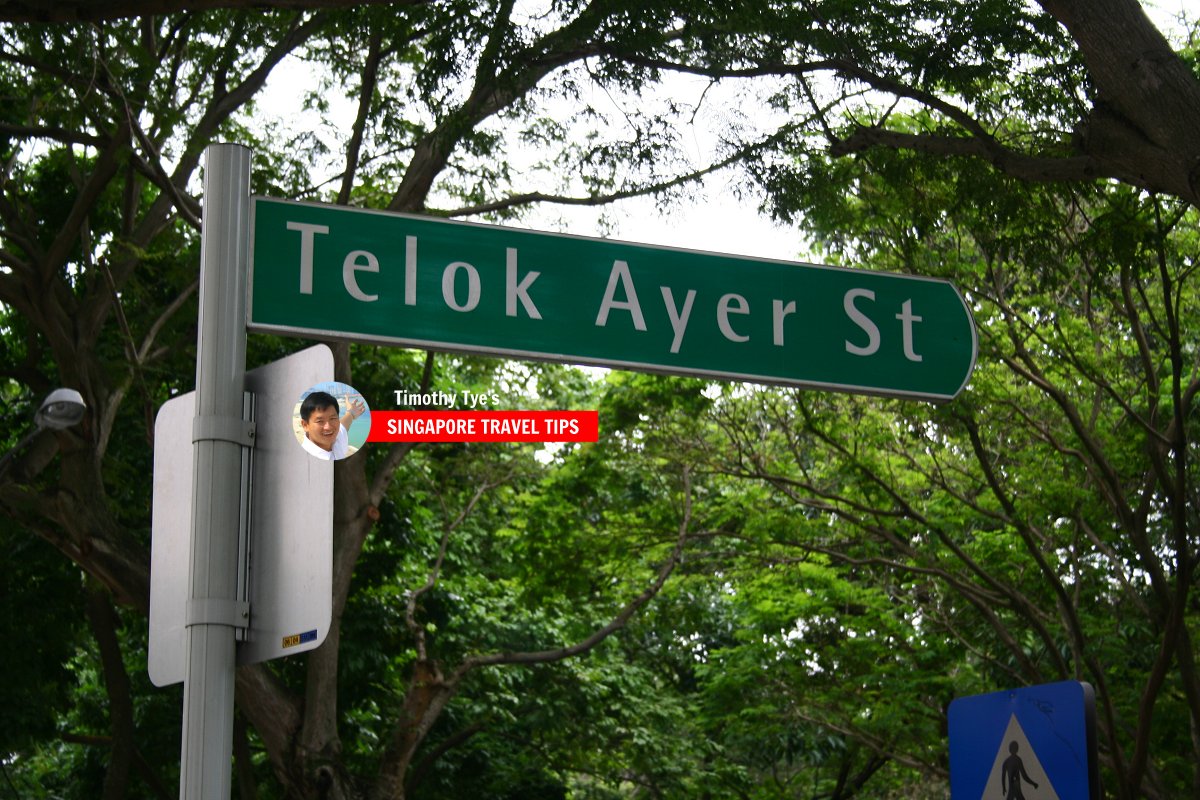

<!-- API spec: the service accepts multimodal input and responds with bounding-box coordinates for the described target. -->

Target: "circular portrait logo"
[293,381,371,461]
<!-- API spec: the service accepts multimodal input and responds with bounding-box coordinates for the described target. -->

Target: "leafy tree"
[621,3,1197,796]
[0,8,791,798]
[3,2,1199,799]
[697,152,1200,798]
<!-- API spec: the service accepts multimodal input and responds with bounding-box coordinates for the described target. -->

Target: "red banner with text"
[368,410,599,443]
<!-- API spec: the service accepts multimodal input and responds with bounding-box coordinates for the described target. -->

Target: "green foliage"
[0,532,84,753]
[729,97,1200,794]
[3,2,1199,799]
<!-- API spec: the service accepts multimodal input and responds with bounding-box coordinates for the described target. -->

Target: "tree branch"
[336,29,384,205]
[455,466,694,674]
[405,473,505,660]
[0,121,106,147]
[830,126,1103,184]
[443,126,792,218]
[0,0,422,24]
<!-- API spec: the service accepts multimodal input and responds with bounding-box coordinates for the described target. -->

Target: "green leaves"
[741,91,1200,794]
[3,2,1199,798]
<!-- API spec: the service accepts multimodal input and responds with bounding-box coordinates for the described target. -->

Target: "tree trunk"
[1036,0,1200,206]
[86,585,135,800]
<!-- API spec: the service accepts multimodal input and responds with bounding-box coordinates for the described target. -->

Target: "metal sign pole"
[180,143,252,799]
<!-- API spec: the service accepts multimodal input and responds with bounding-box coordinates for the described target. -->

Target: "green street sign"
[248,197,977,400]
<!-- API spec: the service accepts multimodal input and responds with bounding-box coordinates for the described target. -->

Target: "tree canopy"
[1,1,1198,798]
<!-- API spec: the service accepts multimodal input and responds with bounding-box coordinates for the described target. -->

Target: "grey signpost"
[181,144,251,800]
[159,147,334,800]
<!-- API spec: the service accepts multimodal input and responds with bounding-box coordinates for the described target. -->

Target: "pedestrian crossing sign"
[949,681,1098,800]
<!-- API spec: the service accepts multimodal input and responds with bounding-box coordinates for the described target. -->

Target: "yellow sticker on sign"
[282,630,319,649]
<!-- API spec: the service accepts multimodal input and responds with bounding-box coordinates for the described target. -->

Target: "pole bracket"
[186,598,250,629]
[192,415,256,447]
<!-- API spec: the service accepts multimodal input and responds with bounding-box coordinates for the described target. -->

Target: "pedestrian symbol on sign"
[1003,741,1038,798]
[980,714,1058,799]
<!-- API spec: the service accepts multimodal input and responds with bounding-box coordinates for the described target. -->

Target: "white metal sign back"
[149,344,334,686]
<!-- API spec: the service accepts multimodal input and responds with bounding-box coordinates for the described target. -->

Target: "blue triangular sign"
[949,681,1098,800]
